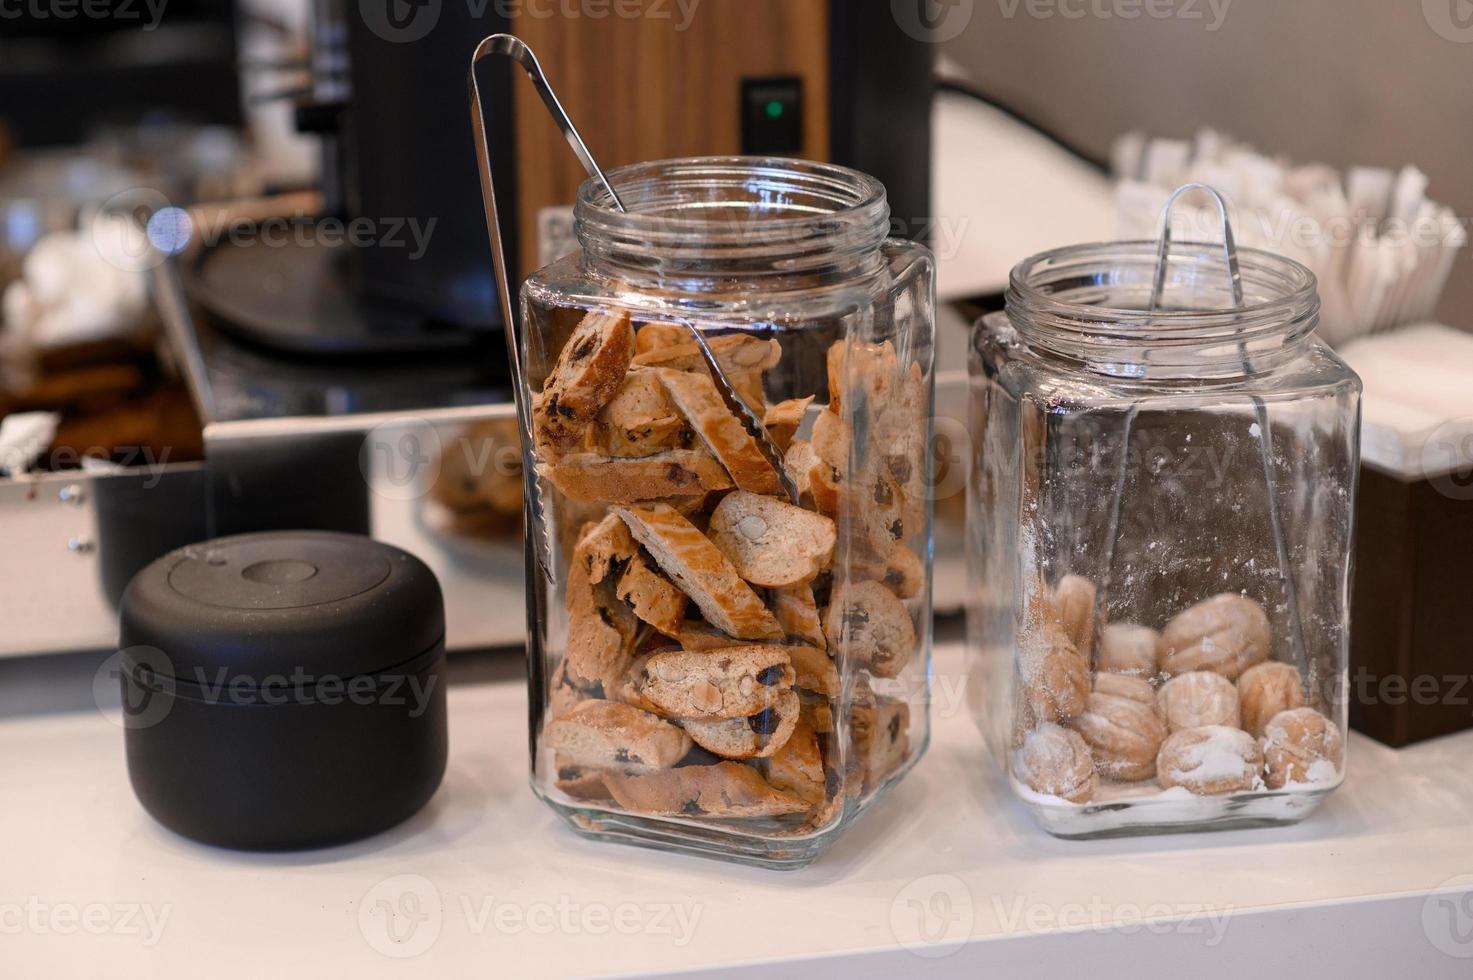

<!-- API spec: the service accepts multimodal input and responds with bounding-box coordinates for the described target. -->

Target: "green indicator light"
[765,100,784,119]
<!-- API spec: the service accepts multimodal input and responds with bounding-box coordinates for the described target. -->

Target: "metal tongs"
[468,35,797,584]
[1097,183,1310,678]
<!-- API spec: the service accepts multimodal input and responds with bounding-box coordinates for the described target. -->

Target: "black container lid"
[119,531,444,684]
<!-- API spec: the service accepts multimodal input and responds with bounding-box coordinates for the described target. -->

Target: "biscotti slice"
[603,761,809,818]
[816,410,903,550]
[614,503,783,640]
[634,321,690,354]
[655,368,783,495]
[825,338,897,415]
[632,332,782,375]
[706,491,836,588]
[814,409,906,563]
[532,309,634,455]
[563,560,636,694]
[574,513,636,584]
[876,360,927,532]
[542,450,733,503]
[633,333,777,411]
[855,545,924,600]
[637,646,794,719]
[592,368,688,458]
[573,513,688,636]
[549,662,594,720]
[680,689,800,760]
[841,465,906,563]
[824,580,916,679]
[862,700,911,791]
[783,439,840,517]
[553,754,613,801]
[771,581,826,649]
[764,396,813,452]
[783,645,838,698]
[798,691,835,734]
[675,620,745,651]
[615,558,688,637]
[545,699,693,773]
[760,721,826,807]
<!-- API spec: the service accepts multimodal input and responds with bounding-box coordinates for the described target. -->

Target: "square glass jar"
[514,157,935,868]
[968,241,1360,838]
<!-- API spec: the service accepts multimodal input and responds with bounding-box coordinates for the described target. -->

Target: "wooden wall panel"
[509,0,830,276]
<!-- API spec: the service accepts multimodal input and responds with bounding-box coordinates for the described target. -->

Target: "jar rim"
[575,155,889,233]
[1003,241,1322,378]
[571,156,893,289]
[1007,240,1320,324]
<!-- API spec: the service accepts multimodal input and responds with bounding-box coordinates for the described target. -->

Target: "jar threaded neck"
[1005,241,1321,379]
[574,157,891,292]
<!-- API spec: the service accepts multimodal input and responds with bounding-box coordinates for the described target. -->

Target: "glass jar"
[967,241,1360,838]
[516,157,935,868]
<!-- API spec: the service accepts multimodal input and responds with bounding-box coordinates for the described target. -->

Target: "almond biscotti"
[635,646,794,719]
[680,688,801,760]
[706,490,836,588]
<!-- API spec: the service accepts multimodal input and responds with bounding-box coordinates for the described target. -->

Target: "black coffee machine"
[206,0,935,357]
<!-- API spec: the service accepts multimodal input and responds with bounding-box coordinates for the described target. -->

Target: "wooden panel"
[509,0,830,277]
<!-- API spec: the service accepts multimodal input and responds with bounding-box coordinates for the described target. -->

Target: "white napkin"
[1112,130,1466,348]
[1339,323,1473,480]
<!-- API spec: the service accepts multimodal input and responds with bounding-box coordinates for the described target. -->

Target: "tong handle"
[468,34,557,585]
[478,34,626,212]
[1149,182,1244,312]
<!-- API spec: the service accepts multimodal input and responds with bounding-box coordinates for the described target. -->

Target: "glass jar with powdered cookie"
[967,216,1360,838]
[511,157,935,868]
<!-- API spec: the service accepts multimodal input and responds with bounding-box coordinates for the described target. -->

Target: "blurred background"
[0,0,1468,672]
[940,0,1473,323]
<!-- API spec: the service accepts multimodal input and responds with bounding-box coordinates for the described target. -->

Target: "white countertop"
[6,636,1473,978]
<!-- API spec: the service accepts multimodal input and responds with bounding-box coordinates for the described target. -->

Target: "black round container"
[117,531,448,850]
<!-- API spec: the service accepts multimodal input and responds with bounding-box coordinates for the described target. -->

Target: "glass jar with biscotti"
[511,157,934,868]
[968,226,1361,838]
